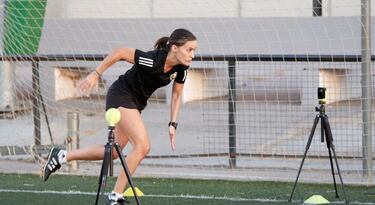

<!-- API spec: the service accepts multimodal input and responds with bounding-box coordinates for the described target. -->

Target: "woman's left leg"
[111,107,150,194]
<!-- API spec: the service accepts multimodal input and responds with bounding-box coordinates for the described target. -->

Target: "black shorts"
[106,80,142,112]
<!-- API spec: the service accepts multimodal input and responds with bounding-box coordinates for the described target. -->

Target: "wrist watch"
[168,121,178,130]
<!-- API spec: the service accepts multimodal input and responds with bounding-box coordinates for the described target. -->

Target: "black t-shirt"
[117,49,188,109]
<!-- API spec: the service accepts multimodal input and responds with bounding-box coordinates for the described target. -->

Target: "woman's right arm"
[95,47,135,74]
[78,48,135,95]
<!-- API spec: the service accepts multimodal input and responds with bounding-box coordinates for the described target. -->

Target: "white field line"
[0,189,373,204]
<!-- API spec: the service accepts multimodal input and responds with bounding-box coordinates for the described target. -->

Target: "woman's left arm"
[169,81,184,150]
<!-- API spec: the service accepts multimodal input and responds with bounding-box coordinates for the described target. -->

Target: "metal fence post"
[67,112,79,171]
[313,0,323,16]
[228,60,236,168]
[32,60,41,145]
[361,0,373,182]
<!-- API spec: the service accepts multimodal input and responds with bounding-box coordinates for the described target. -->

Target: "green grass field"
[0,173,374,205]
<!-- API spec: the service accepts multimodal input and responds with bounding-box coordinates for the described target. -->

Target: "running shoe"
[41,147,63,181]
[106,191,129,205]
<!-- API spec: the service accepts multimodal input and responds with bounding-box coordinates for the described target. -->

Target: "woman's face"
[173,40,198,66]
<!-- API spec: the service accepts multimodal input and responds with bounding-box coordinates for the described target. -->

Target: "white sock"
[58,150,67,164]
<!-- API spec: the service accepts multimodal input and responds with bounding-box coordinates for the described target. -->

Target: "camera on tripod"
[289,86,348,203]
[318,87,326,104]
[315,87,327,113]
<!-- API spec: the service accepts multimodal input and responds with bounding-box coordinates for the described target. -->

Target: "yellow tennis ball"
[105,108,121,126]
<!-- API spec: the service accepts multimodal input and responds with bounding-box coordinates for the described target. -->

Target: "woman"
[41,28,198,204]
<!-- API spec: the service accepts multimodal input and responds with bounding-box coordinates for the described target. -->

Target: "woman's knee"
[135,141,150,158]
[111,143,149,160]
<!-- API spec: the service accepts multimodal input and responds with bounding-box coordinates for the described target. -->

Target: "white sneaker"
[106,191,129,205]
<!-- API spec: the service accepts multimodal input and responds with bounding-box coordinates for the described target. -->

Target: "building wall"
[44,0,366,19]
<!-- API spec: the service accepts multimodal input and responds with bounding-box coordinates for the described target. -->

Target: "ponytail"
[154,36,169,50]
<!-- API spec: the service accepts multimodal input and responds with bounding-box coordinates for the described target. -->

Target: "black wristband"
[168,121,178,130]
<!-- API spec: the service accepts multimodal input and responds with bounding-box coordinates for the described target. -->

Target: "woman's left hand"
[169,127,176,150]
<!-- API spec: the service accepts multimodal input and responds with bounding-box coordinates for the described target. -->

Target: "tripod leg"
[321,117,325,143]
[331,147,349,204]
[326,139,339,198]
[289,115,319,202]
[322,117,339,198]
[323,117,349,204]
[114,143,141,205]
[95,143,112,205]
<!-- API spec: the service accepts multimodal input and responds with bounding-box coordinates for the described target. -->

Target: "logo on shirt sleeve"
[139,57,153,67]
[170,72,177,81]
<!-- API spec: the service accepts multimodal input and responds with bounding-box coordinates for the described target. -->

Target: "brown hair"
[154,28,197,50]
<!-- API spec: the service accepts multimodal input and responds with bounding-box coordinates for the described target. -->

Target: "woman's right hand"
[77,71,100,96]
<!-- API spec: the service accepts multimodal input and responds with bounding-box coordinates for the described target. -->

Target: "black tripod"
[289,104,348,204]
[95,125,141,205]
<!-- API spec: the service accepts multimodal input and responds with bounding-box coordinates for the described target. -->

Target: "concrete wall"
[45,0,366,19]
[0,2,15,110]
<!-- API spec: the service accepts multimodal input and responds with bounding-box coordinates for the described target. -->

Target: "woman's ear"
[171,44,178,52]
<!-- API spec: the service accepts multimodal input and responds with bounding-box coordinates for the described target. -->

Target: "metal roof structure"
[38,17,365,56]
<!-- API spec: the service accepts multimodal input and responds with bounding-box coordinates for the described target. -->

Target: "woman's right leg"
[65,123,129,161]
[66,131,129,161]
[66,145,106,161]
[42,117,129,181]
[43,106,148,204]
